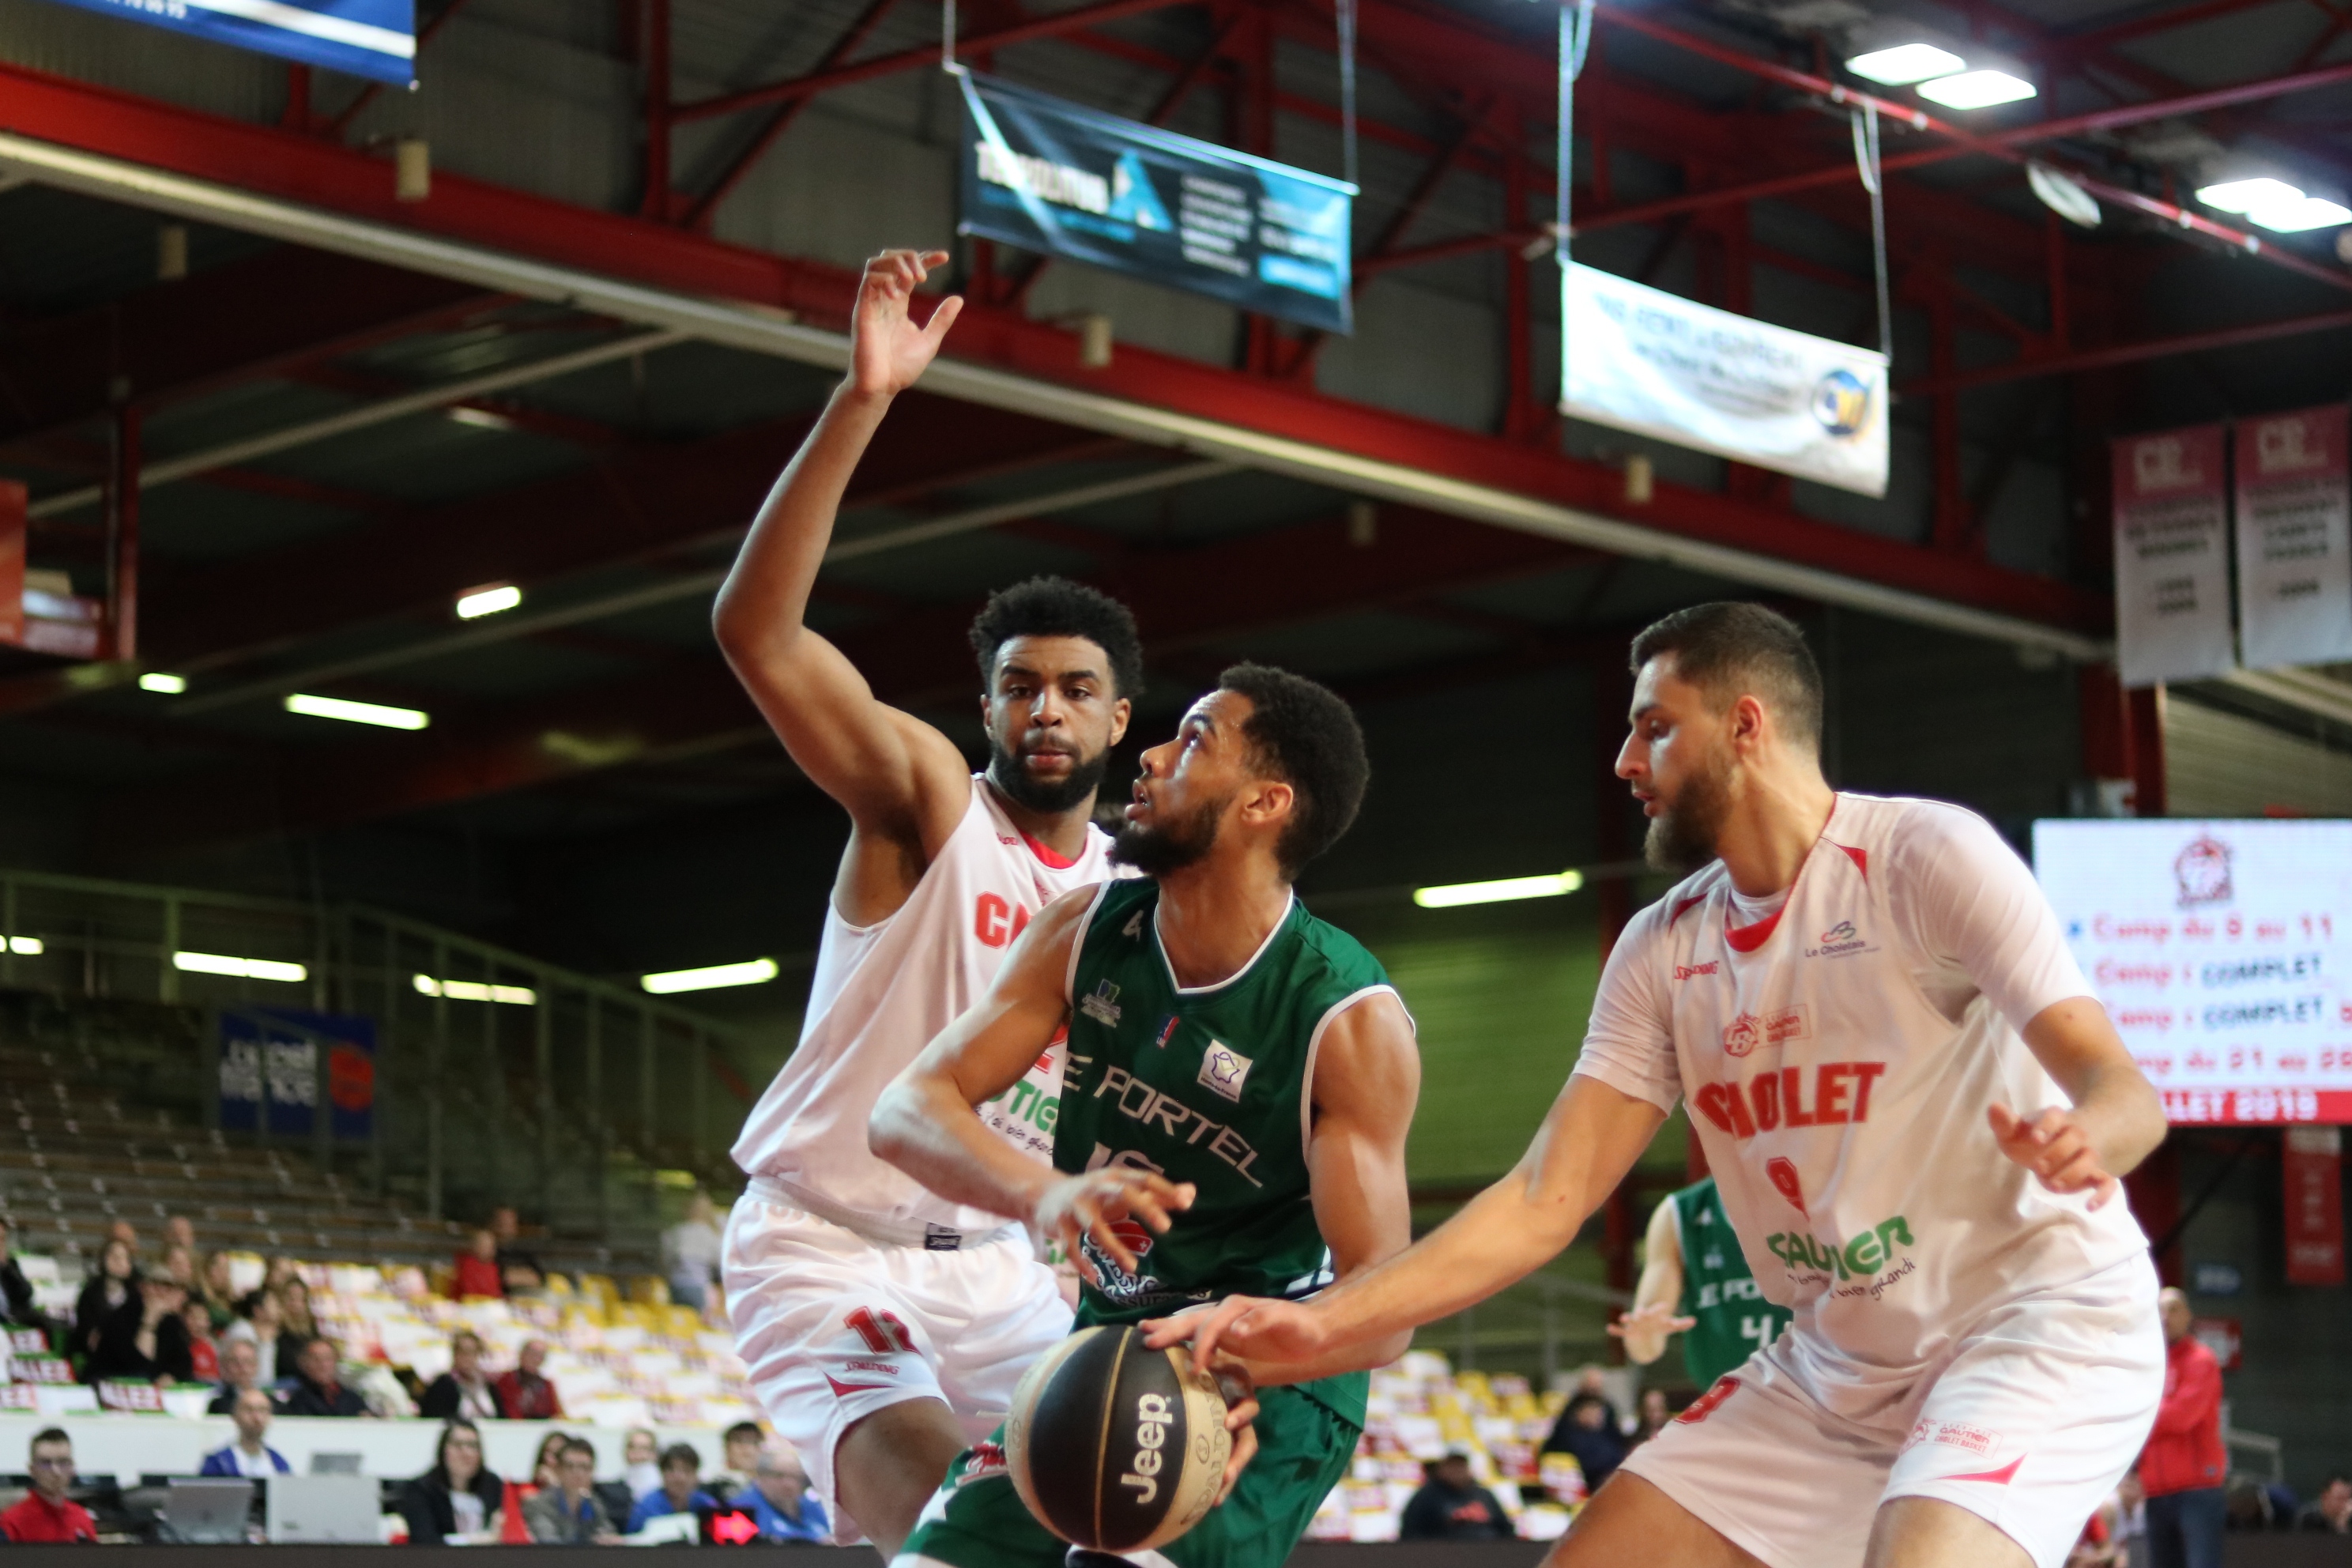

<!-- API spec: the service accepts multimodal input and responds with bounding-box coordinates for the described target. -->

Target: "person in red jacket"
[494,1337,565,1420]
[2140,1287,2226,1568]
[2,1428,99,1543]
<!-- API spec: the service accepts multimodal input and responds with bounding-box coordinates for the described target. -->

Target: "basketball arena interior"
[0,0,2348,1560]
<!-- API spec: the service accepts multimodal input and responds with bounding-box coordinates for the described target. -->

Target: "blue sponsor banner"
[956,70,1354,334]
[38,0,416,86]
[218,1010,376,1140]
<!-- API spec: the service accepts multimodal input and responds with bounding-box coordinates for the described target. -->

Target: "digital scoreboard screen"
[2034,819,2352,1125]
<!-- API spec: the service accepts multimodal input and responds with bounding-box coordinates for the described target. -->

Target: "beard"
[1110,791,1227,877]
[986,735,1108,814]
[1644,742,1735,875]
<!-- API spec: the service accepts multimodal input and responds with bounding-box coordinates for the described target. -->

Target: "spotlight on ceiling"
[285,693,430,730]
[1845,40,1966,85]
[2195,176,2306,214]
[2197,173,2352,232]
[642,957,781,995]
[138,672,187,694]
[455,583,522,620]
[1916,69,2037,108]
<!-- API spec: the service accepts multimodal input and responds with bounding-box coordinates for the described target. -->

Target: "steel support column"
[105,402,139,661]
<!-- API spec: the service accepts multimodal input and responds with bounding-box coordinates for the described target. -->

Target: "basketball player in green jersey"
[870,664,1421,1568]
[1611,1176,1793,1390]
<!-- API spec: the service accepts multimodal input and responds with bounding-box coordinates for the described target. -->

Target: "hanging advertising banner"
[1558,265,1890,497]
[36,0,416,85]
[218,1010,376,1140]
[955,71,1354,334]
[2285,1125,2345,1285]
[2113,424,2235,688]
[2234,404,2352,673]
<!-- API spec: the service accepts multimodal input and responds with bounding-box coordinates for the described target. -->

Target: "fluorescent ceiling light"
[455,583,522,619]
[6,937,42,955]
[1845,42,1966,85]
[1917,70,2036,108]
[2248,196,2352,232]
[285,692,429,729]
[446,405,514,431]
[642,957,780,994]
[413,974,539,1005]
[2196,176,2305,213]
[1413,870,1586,909]
[138,672,187,694]
[175,951,307,983]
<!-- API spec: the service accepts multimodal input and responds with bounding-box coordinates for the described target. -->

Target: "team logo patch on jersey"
[1765,1155,1807,1215]
[1080,980,1124,1026]
[1806,919,1872,959]
[1198,1041,1252,1102]
[1721,1005,1807,1057]
[1154,1014,1179,1049]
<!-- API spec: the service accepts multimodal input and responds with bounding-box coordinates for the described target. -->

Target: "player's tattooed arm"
[714,249,972,913]
[1994,995,2166,1210]
[1606,1195,1695,1363]
[871,888,1196,1255]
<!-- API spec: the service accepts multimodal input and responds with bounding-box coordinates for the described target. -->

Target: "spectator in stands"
[663,1191,723,1313]
[206,1335,266,1415]
[709,1420,765,1502]
[71,1235,137,1359]
[2225,1478,2296,1532]
[2142,1287,2226,1568]
[106,1219,139,1257]
[495,1337,564,1420]
[1400,1449,1513,1542]
[0,1217,41,1329]
[1633,1387,1673,1445]
[198,1251,239,1329]
[526,1437,617,1544]
[89,1272,194,1385]
[1,1427,97,1543]
[181,1295,220,1382]
[420,1329,506,1420]
[399,1419,508,1547]
[2300,1476,2352,1534]
[742,1438,829,1544]
[453,1229,503,1299]
[628,1443,718,1533]
[621,1427,662,1500]
[201,1388,291,1478]
[1543,1392,1630,1494]
[160,1242,198,1291]
[221,1287,285,1384]
[164,1216,196,1254]
[276,1276,318,1342]
[492,1205,545,1294]
[281,1334,369,1417]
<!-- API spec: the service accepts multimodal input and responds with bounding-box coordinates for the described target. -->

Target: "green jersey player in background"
[870,664,1421,1568]
[1610,1175,1793,1390]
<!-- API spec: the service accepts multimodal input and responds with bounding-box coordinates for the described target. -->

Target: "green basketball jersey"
[1058,878,1398,1423]
[1669,1175,1792,1388]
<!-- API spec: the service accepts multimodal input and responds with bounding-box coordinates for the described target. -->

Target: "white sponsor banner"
[1559,263,1889,497]
[2235,404,2352,672]
[2113,424,2234,688]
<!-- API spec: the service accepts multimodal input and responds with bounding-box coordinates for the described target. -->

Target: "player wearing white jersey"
[1162,603,2169,1568]
[712,249,1140,1555]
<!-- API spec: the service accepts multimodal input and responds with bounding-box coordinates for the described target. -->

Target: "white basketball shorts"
[722,1189,1073,1525]
[1619,1253,2162,1568]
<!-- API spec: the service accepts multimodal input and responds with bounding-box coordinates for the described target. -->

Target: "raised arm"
[712,249,973,918]
[1606,1193,1694,1364]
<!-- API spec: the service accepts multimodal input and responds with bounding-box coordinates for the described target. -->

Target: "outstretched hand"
[1033,1167,1194,1283]
[1989,1102,2119,1209]
[1605,1301,1697,1344]
[1143,1293,1328,1371]
[848,248,964,398]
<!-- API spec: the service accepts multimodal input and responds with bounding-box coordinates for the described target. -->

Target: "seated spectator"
[220,1287,285,1384]
[281,1335,369,1417]
[1633,1387,1673,1444]
[418,1329,506,1421]
[206,1335,266,1415]
[398,1419,507,1547]
[526,1438,617,1544]
[106,1219,140,1256]
[2225,1476,2298,1531]
[710,1420,765,1502]
[495,1337,564,1420]
[201,1388,291,1477]
[1543,1392,1630,1495]
[160,1242,198,1291]
[277,1276,318,1342]
[164,1215,196,1255]
[627,1444,719,1533]
[452,1231,503,1299]
[0,1217,42,1329]
[663,1192,723,1313]
[198,1251,239,1330]
[621,1427,662,1499]
[491,1205,545,1295]
[89,1273,194,1385]
[2300,1475,2352,1534]
[1,1427,97,1543]
[71,1236,138,1359]
[741,1439,829,1544]
[182,1295,220,1383]
[1399,1449,1513,1542]
[530,1430,571,1492]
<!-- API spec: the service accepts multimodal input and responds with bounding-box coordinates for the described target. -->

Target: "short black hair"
[560,1438,597,1463]
[660,1443,701,1472]
[1628,602,1823,749]
[1216,664,1369,878]
[724,1421,763,1445]
[969,576,1143,699]
[30,1427,69,1450]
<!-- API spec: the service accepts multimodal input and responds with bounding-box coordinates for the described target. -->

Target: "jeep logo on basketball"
[1120,1393,1174,1503]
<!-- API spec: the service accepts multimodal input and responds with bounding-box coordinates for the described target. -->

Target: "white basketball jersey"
[731,776,1121,1237]
[1597,794,2145,1404]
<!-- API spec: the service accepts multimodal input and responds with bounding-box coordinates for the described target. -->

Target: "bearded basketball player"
[1165,602,2169,1568]
[713,249,1141,1554]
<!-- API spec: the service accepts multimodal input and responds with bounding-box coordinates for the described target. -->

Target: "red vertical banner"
[2284,1125,2345,1286]
[0,481,23,646]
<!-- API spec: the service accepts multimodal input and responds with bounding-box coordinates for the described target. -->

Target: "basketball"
[1004,1325,1231,1552]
